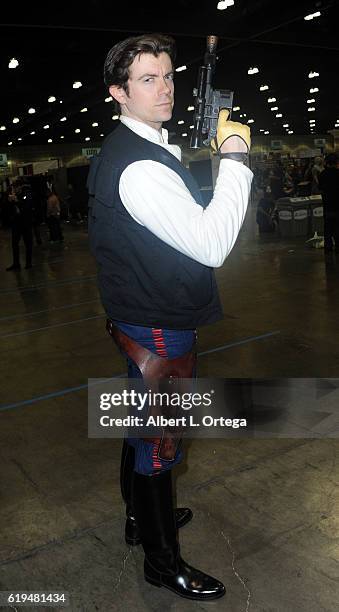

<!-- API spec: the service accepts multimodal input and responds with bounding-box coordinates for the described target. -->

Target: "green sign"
[270,140,283,151]
[82,147,101,158]
[0,153,8,167]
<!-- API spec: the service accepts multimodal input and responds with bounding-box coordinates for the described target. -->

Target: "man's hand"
[211,109,251,155]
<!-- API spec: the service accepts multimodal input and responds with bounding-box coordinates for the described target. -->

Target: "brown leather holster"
[106,319,196,460]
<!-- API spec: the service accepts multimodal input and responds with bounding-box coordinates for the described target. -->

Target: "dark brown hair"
[103,33,176,94]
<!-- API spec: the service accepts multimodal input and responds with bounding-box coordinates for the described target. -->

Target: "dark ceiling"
[0,0,338,148]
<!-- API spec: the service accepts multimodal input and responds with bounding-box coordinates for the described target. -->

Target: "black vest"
[87,122,223,329]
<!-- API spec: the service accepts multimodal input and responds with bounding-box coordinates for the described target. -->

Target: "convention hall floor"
[0,212,338,611]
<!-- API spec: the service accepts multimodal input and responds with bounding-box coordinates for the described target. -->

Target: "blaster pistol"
[190,35,234,149]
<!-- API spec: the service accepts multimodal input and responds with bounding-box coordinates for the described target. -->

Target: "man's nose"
[158,78,172,95]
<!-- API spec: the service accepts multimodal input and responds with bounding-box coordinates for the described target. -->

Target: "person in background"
[46,188,64,243]
[256,186,276,233]
[6,179,33,271]
[319,153,339,253]
[270,160,284,200]
[311,156,325,195]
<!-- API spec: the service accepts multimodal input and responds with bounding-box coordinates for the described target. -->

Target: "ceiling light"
[267,97,276,103]
[187,105,194,111]
[80,107,88,113]
[260,85,269,91]
[60,116,67,122]
[48,96,56,103]
[248,67,259,75]
[189,125,194,129]
[308,107,315,112]
[28,108,36,114]
[233,106,240,111]
[182,133,188,137]
[48,139,53,143]
[92,122,98,127]
[310,87,319,93]
[17,138,22,141]
[288,130,294,134]
[75,128,81,133]
[100,133,104,136]
[304,11,321,20]
[276,113,282,118]
[283,124,289,128]
[264,131,269,134]
[270,106,278,111]
[307,98,315,104]
[217,0,235,9]
[178,120,184,124]
[59,100,63,104]
[175,65,187,72]
[247,119,254,123]
[73,81,82,89]
[0,126,6,131]
[335,123,339,128]
[112,115,119,120]
[308,71,319,79]
[30,131,35,135]
[8,141,13,145]
[260,129,265,132]
[60,136,64,139]
[105,96,113,102]
[85,137,90,141]
[8,58,19,69]
[13,117,20,124]
[43,124,50,129]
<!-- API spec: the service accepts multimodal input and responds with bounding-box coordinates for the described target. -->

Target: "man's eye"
[166,74,174,80]
[144,78,153,83]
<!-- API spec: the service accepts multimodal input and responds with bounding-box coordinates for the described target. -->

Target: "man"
[318,153,339,252]
[88,33,252,601]
[6,179,33,271]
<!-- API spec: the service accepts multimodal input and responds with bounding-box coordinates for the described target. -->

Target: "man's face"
[109,52,174,131]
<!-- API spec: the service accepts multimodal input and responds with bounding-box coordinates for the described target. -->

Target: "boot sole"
[145,575,226,600]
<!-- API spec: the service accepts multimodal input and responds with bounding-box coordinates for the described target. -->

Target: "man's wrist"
[219,152,248,163]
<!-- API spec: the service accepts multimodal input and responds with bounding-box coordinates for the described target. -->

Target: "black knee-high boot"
[132,469,225,601]
[120,440,193,546]
[119,439,138,544]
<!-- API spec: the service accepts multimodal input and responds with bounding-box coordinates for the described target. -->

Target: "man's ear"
[109,85,128,106]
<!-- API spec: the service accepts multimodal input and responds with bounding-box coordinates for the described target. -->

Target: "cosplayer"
[88,33,252,601]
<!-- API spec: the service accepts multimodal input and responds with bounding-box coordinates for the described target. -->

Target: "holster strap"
[106,319,196,383]
[106,319,196,461]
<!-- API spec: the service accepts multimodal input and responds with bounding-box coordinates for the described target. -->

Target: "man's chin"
[158,109,173,123]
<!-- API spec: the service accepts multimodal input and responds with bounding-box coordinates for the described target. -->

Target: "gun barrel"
[189,35,219,149]
[207,35,218,53]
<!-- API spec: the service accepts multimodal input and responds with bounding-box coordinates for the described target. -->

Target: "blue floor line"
[0,330,280,412]
[0,313,105,339]
[0,376,126,412]
[0,299,100,322]
[0,275,97,295]
[198,330,281,356]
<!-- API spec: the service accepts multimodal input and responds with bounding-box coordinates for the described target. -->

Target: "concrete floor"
[0,212,339,611]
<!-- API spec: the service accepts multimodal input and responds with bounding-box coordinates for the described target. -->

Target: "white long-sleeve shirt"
[119,115,253,268]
